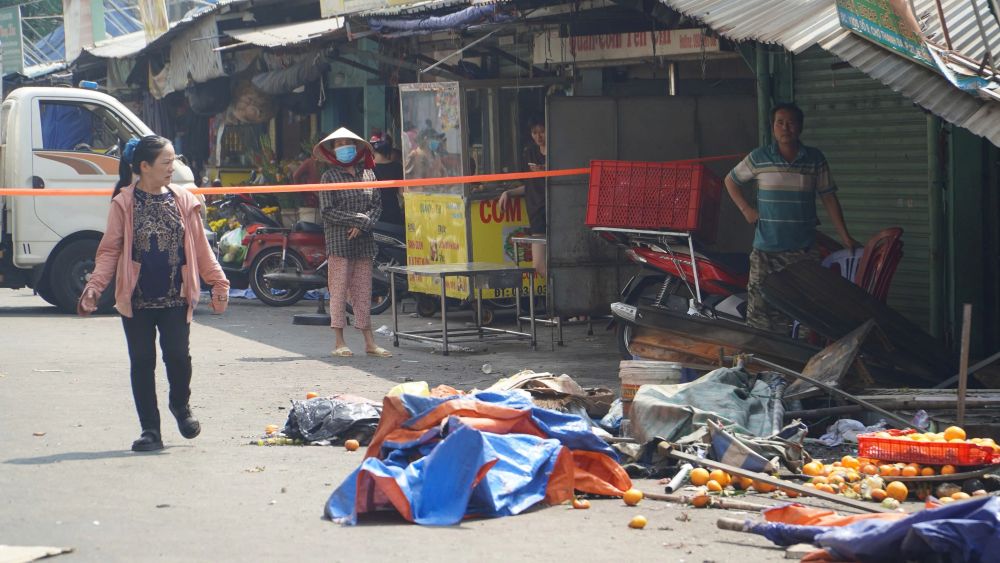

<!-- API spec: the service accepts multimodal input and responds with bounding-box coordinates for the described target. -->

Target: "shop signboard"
[533,28,720,65]
[835,0,933,66]
[404,193,470,298]
[469,196,545,299]
[0,7,24,75]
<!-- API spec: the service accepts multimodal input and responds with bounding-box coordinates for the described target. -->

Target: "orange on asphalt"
[306,391,319,399]
[344,439,360,451]
[572,498,591,509]
[689,468,711,486]
[623,488,643,506]
[706,480,723,492]
[709,469,731,487]
[628,515,648,529]
[802,461,824,476]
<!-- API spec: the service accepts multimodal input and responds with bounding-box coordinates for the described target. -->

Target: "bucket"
[619,360,683,416]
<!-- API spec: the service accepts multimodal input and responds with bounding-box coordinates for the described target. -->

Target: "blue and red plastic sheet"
[325,390,631,525]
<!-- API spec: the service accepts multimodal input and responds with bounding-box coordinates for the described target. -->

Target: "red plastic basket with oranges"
[857,428,1000,466]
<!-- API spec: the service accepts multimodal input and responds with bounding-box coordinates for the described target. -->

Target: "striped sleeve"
[727,154,756,188]
[815,154,837,195]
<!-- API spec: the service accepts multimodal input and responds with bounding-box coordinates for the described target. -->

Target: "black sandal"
[131,430,163,452]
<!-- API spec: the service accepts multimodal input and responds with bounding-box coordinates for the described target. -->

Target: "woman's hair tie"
[123,138,140,164]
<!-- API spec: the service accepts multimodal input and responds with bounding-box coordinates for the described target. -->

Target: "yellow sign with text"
[469,196,546,299]
[404,193,469,299]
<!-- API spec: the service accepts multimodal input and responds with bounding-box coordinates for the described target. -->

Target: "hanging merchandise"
[227,79,276,125]
[251,55,329,95]
[185,76,231,116]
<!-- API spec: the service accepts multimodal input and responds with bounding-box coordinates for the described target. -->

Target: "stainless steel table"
[510,235,563,346]
[385,262,537,355]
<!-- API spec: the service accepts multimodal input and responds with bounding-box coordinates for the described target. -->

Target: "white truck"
[0,86,201,312]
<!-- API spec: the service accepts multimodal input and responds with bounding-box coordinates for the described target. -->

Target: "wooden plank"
[958,304,972,425]
[784,320,874,400]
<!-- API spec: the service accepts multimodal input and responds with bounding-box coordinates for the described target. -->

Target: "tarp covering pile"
[747,498,1000,562]
[629,367,786,443]
[325,390,631,525]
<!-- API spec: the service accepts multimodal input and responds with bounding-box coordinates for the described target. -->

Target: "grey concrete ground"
[2,288,805,562]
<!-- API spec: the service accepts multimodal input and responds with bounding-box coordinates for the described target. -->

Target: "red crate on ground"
[857,430,1000,466]
[586,160,722,241]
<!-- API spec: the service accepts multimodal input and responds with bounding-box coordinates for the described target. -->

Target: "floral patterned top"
[132,189,187,309]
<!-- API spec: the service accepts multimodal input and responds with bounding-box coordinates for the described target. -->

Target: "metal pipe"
[927,115,946,339]
[745,355,918,430]
[755,43,772,146]
[419,29,500,76]
[968,0,998,76]
[933,0,953,49]
[664,463,693,493]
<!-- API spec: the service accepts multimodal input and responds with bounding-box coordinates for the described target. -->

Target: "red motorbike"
[217,194,327,306]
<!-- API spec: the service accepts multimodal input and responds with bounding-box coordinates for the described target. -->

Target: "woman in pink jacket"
[78,135,230,452]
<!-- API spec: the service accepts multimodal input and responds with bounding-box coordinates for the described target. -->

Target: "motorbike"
[597,229,751,359]
[262,222,409,315]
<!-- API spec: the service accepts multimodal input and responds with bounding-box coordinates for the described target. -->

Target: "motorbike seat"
[293,221,324,233]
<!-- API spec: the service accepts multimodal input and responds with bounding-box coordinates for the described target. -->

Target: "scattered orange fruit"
[691,493,711,508]
[735,476,754,490]
[886,481,909,502]
[344,439,360,451]
[810,476,829,485]
[628,515,648,529]
[901,466,919,477]
[841,456,860,470]
[306,391,319,399]
[940,465,957,475]
[938,496,955,505]
[264,424,279,435]
[816,484,836,494]
[870,489,887,502]
[709,469,731,487]
[782,488,800,498]
[753,480,777,493]
[803,461,824,476]
[943,426,966,441]
[689,468,711,486]
[623,488,644,506]
[706,480,723,492]
[951,492,971,501]
[572,498,591,509]
[861,464,879,475]
[920,467,936,476]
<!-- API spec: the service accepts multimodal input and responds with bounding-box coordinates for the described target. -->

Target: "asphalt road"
[2,288,809,562]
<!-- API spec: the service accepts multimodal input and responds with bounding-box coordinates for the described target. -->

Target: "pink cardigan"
[85,185,230,322]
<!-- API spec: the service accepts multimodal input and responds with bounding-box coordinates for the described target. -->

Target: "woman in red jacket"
[78,135,230,452]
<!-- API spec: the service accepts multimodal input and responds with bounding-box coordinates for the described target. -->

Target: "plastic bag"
[218,226,247,264]
[283,396,381,444]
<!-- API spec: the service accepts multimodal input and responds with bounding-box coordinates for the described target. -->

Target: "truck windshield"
[39,101,139,155]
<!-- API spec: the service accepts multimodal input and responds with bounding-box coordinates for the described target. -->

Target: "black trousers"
[121,306,191,432]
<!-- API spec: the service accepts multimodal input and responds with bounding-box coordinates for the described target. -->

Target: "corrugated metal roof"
[224,17,346,47]
[84,31,148,59]
[661,0,1000,145]
[361,0,491,17]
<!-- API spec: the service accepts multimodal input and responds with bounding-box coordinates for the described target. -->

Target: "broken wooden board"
[762,260,954,384]
[784,320,876,400]
[0,545,73,563]
[629,304,819,370]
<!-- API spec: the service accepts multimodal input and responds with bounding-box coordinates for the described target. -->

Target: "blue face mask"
[334,144,357,163]
[429,140,441,152]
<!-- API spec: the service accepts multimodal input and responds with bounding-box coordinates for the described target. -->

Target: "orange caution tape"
[0,167,590,197]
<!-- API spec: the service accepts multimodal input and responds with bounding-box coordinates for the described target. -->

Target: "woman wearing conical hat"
[314,127,391,357]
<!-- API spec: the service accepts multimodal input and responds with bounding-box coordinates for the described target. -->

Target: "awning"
[84,31,147,59]
[660,0,1000,146]
[223,17,346,48]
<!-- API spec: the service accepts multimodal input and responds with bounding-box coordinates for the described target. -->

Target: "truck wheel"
[50,239,114,314]
[249,248,307,307]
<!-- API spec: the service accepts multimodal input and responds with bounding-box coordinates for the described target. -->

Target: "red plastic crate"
[586,160,722,241]
[857,429,1000,466]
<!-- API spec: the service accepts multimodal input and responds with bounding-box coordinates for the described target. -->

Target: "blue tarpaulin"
[324,390,631,526]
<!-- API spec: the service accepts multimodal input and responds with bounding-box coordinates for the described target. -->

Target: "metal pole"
[957,304,972,426]
[745,355,917,430]
[419,30,500,77]
[928,115,946,339]
[968,0,998,76]
[933,0,954,49]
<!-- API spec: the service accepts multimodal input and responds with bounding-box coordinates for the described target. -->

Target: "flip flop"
[331,346,353,357]
[366,347,393,357]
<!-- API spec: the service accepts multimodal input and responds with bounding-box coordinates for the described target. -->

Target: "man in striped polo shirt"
[724,103,857,334]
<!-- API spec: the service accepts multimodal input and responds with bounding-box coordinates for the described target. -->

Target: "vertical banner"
[0,6,24,76]
[138,0,169,43]
[62,0,105,62]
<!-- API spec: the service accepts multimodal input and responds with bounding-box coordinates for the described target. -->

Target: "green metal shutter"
[793,46,931,330]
